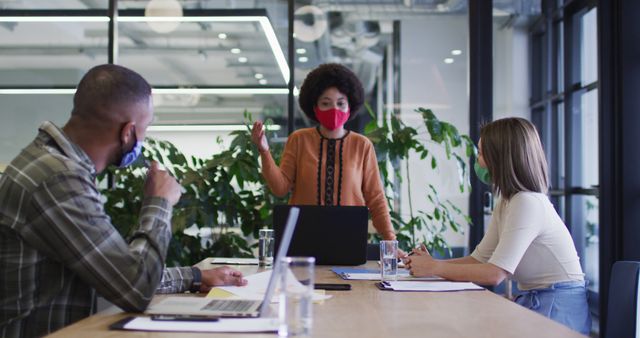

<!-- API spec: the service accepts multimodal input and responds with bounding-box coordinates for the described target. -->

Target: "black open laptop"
[273,205,368,266]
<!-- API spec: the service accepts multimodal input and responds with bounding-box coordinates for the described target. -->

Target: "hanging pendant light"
[144,0,183,34]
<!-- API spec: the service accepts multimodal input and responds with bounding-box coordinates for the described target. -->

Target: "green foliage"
[364,106,476,256]
[99,112,286,267]
[100,107,474,265]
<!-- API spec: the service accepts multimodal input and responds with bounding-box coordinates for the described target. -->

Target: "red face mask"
[314,106,350,130]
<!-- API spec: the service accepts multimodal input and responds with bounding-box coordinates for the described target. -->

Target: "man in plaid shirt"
[0,64,247,337]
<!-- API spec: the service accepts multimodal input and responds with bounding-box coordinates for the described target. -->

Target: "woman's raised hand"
[251,121,269,153]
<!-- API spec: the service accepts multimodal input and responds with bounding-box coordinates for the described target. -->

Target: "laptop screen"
[273,205,368,266]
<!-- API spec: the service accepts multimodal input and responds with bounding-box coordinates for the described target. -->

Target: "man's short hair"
[72,64,152,122]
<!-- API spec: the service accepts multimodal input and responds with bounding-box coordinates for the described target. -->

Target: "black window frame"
[529,0,600,322]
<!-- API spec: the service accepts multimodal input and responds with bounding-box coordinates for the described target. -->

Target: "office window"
[529,1,599,330]
[0,14,108,163]
[0,95,72,164]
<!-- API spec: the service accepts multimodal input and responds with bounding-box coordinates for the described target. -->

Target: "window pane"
[530,33,545,103]
[0,95,72,165]
[118,19,286,87]
[577,90,599,187]
[0,22,108,86]
[115,1,291,142]
[400,3,469,250]
[571,195,599,293]
[557,102,565,187]
[556,22,564,93]
[580,8,598,85]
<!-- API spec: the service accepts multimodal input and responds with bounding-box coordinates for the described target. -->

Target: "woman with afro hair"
[251,63,396,240]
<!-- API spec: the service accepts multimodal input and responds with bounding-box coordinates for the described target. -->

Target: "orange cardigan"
[260,127,395,240]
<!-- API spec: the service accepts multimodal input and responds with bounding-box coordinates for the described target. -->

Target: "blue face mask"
[118,127,143,168]
[474,160,492,185]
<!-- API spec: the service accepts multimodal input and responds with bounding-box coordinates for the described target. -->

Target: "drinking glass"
[278,257,315,337]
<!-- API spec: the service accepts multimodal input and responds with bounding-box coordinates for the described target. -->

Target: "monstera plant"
[99,109,475,265]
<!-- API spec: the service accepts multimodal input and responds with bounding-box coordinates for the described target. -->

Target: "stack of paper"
[331,268,444,281]
[113,317,278,333]
[378,281,484,292]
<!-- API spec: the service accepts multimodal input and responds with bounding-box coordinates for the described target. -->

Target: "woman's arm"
[406,252,508,286]
[361,140,395,240]
[260,150,293,196]
[252,122,297,196]
[432,261,508,286]
[444,256,482,264]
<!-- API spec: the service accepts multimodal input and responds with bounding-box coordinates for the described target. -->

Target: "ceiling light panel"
[117,14,288,87]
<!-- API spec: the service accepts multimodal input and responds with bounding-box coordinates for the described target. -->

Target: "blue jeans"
[514,281,592,335]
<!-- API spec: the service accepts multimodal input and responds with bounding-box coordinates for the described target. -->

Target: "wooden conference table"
[46,260,585,338]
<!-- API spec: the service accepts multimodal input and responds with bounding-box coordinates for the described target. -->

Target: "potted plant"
[364,107,476,256]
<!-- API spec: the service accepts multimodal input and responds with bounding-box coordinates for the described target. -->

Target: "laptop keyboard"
[201,299,257,312]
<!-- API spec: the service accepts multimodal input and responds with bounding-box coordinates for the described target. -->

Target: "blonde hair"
[479,117,549,200]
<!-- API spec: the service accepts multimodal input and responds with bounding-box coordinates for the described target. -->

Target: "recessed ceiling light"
[296,48,307,54]
[298,56,309,63]
[218,33,227,39]
[444,58,454,64]
[451,49,462,55]
[259,79,268,85]
[255,73,264,79]
[230,48,241,54]
[238,56,248,63]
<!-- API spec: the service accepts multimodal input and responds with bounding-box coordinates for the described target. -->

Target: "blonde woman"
[404,118,591,334]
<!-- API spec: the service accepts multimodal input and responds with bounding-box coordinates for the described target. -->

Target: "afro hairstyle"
[298,63,365,123]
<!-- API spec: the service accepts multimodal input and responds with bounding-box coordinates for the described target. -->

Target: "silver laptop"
[146,207,300,318]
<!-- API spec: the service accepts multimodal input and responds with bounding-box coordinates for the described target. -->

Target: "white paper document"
[383,281,484,292]
[210,257,259,265]
[342,273,444,281]
[121,317,278,333]
[217,270,331,302]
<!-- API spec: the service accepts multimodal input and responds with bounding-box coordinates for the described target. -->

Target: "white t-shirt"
[470,192,584,290]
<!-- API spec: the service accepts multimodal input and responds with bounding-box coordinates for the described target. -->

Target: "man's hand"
[199,266,248,293]
[143,161,182,206]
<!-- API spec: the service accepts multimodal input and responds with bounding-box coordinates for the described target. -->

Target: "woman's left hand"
[404,245,438,277]
[397,248,407,259]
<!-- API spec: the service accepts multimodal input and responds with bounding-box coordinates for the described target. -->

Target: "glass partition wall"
[0,0,291,161]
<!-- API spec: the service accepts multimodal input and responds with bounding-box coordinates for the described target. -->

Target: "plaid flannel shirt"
[0,122,194,338]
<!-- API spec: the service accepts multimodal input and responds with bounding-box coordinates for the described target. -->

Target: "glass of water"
[258,229,274,267]
[380,240,398,281]
[278,257,315,337]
